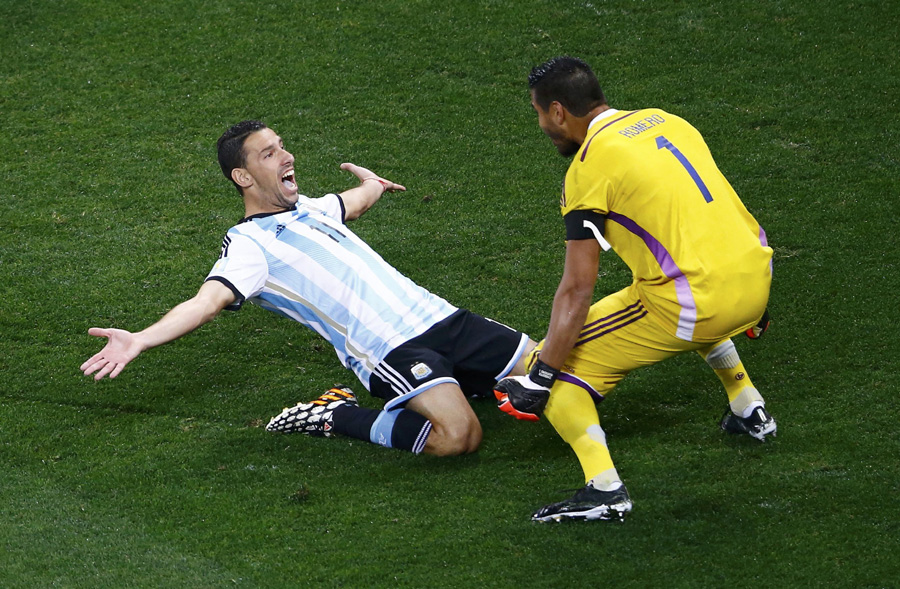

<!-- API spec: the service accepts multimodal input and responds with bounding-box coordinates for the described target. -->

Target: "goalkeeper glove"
[493,358,560,421]
[745,308,771,339]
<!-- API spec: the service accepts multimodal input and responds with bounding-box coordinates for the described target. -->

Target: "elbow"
[559,283,595,307]
[188,296,224,328]
[345,200,374,221]
[343,208,364,222]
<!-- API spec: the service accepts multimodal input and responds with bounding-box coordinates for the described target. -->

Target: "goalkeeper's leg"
[534,379,634,521]
[544,380,622,491]
[697,338,765,417]
[698,338,777,440]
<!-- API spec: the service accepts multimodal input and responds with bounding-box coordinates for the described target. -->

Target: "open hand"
[340,162,406,193]
[80,327,143,380]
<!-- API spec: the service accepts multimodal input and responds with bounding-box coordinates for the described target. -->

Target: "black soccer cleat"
[720,405,777,441]
[532,484,633,523]
[266,386,357,437]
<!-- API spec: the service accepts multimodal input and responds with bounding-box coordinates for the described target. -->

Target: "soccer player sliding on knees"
[83,120,536,459]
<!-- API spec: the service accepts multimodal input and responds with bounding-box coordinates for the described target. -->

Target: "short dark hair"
[528,56,606,117]
[217,120,267,193]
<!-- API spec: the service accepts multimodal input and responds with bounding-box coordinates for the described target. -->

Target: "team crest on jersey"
[211,258,229,272]
[411,362,433,380]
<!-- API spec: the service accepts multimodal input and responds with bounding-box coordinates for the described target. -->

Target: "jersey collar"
[587,108,621,132]
[238,209,290,224]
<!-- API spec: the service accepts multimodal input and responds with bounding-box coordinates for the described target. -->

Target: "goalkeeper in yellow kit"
[494,56,776,522]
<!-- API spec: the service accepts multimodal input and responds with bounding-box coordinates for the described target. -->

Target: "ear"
[231,167,253,189]
[549,101,567,125]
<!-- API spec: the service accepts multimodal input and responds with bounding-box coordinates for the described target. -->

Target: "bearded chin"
[275,191,298,209]
[557,139,581,157]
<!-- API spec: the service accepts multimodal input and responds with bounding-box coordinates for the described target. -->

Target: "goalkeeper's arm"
[494,238,601,420]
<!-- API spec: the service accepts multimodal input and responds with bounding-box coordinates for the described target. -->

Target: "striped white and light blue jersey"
[206,194,457,389]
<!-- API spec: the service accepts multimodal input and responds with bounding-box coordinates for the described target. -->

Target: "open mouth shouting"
[281,167,297,195]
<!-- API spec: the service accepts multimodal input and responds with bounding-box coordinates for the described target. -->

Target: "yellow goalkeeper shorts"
[534,285,713,400]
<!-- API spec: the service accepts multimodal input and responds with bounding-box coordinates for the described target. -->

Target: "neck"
[574,104,611,142]
[242,192,293,218]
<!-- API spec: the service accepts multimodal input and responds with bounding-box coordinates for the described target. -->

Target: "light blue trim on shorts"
[382,377,459,412]
[495,333,531,381]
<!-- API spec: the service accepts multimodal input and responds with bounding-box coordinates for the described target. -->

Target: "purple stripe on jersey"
[579,302,645,340]
[759,224,773,274]
[576,309,648,347]
[607,211,698,341]
[580,111,642,162]
[557,372,605,403]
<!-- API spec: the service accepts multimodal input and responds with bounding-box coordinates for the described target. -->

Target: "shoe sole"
[748,423,777,442]
[532,501,632,523]
[721,414,777,442]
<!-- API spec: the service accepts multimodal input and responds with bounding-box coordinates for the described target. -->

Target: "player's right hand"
[494,376,550,422]
[80,328,142,380]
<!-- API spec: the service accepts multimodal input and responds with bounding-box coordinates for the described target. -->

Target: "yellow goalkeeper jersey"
[562,108,773,342]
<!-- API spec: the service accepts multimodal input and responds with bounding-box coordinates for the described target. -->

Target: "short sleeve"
[296,193,346,224]
[205,232,268,310]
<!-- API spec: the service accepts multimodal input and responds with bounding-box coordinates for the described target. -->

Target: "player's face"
[531,93,581,158]
[241,128,298,209]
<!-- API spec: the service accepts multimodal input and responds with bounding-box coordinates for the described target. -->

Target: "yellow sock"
[699,339,764,417]
[544,380,619,485]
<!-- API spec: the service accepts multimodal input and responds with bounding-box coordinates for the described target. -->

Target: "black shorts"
[370,309,529,410]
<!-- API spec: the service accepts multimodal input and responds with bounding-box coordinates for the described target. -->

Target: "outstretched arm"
[338,162,406,221]
[80,280,236,380]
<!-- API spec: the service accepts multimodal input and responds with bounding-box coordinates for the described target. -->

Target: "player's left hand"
[746,308,771,339]
[340,162,406,193]
[494,376,550,422]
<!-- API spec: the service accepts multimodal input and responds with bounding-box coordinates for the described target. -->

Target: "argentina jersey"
[206,194,457,388]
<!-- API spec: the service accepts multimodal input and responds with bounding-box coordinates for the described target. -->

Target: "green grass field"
[2,0,899,586]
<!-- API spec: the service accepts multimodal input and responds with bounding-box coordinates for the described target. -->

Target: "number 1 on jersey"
[656,136,713,203]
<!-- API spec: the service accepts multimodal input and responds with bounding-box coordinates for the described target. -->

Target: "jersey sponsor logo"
[411,362,433,380]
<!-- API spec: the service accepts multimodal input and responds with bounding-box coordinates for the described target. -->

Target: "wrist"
[362,177,390,192]
[528,358,559,389]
